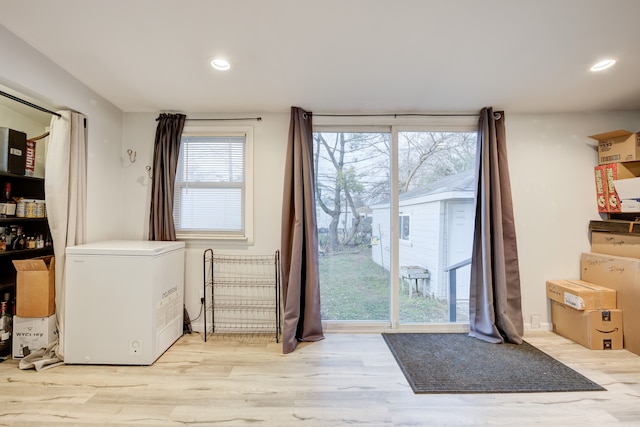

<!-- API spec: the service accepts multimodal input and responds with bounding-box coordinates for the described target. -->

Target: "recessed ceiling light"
[590,59,616,72]
[210,57,231,71]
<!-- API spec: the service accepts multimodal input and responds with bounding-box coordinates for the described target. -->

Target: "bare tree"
[314,130,476,251]
[315,132,385,251]
[399,132,476,192]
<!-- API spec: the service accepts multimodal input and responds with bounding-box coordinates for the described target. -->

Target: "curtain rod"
[186,117,262,122]
[311,113,479,118]
[0,90,61,118]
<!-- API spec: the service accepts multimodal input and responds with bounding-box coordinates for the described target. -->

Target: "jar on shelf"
[25,200,36,218]
[34,200,45,218]
[16,198,26,217]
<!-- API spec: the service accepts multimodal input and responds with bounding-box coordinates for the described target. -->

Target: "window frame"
[399,213,411,242]
[314,115,477,332]
[174,125,254,242]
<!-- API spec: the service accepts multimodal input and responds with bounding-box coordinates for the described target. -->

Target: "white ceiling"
[1,0,640,115]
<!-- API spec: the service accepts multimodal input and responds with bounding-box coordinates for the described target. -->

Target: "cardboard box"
[24,140,36,177]
[613,176,640,212]
[592,162,640,212]
[604,163,621,212]
[591,231,640,258]
[551,301,623,350]
[591,130,640,165]
[546,279,616,310]
[594,165,608,212]
[590,162,640,212]
[12,256,55,317]
[580,252,640,356]
[12,314,58,358]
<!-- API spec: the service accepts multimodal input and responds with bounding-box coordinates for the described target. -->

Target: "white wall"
[121,112,289,327]
[507,112,640,329]
[122,110,640,332]
[0,24,124,242]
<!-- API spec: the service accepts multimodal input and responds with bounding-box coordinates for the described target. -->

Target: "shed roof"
[399,169,475,201]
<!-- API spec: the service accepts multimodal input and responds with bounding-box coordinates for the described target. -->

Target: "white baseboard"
[524,321,552,332]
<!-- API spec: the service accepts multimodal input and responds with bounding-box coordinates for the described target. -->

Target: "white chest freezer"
[64,240,185,365]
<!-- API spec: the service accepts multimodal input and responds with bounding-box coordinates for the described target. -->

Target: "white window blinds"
[173,134,246,234]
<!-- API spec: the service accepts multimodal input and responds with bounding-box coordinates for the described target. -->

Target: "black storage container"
[0,127,27,175]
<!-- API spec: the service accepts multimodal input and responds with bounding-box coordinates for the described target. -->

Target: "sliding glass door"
[314,120,476,329]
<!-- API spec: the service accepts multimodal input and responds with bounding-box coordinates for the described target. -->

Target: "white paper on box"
[620,199,640,212]
[613,177,640,206]
[563,292,585,309]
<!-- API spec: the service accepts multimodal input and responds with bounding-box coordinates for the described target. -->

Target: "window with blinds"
[173,131,249,237]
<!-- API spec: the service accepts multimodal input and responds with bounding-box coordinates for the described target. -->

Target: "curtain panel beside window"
[280,106,324,354]
[469,107,524,344]
[148,113,186,241]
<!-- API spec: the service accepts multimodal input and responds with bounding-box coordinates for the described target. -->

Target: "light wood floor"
[1,330,639,426]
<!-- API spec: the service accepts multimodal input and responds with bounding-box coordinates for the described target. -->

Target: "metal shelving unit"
[203,249,281,342]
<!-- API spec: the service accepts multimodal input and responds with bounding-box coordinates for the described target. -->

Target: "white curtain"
[44,110,87,362]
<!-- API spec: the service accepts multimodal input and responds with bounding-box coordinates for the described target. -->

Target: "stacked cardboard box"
[590,131,640,212]
[591,230,640,258]
[12,256,55,317]
[591,130,640,165]
[12,314,57,359]
[10,256,56,359]
[572,129,640,354]
[546,279,622,350]
[580,251,640,356]
[592,161,640,213]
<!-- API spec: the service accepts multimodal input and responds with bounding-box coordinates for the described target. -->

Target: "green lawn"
[319,250,463,323]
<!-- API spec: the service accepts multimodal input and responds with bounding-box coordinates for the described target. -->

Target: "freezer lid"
[65,240,185,256]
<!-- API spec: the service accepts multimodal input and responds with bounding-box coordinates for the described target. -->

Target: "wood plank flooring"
[0,330,639,426]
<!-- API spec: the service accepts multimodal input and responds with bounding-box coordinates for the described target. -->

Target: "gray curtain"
[280,106,324,354]
[148,113,186,241]
[469,107,524,344]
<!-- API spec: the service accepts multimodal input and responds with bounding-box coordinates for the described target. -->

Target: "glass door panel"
[314,131,391,321]
[397,131,476,323]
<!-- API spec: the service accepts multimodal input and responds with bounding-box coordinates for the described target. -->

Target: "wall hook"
[127,149,137,163]
[146,165,153,179]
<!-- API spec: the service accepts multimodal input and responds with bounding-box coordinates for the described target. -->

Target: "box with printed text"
[612,176,640,212]
[551,301,622,350]
[12,314,58,359]
[546,279,616,310]
[594,165,608,212]
[580,252,640,356]
[591,130,640,165]
[591,231,640,258]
